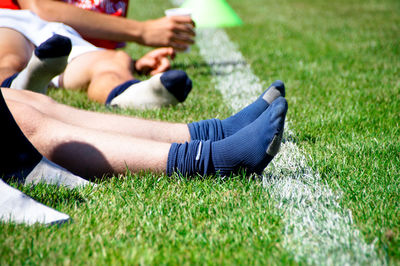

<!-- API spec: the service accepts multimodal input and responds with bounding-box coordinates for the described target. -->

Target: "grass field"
[1,0,399,264]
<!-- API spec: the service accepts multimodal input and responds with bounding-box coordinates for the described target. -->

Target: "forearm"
[17,0,146,44]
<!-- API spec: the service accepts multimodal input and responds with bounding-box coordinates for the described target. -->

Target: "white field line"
[194,28,381,265]
[170,0,380,264]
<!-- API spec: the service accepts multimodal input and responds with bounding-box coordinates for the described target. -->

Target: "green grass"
[1,0,399,264]
[226,0,399,262]
[1,176,295,265]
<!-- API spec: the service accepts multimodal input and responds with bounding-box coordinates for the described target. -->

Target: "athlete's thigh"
[1,88,56,110]
[0,27,34,71]
[62,49,133,90]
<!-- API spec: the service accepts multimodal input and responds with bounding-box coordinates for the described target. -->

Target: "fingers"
[170,16,196,28]
[166,16,195,50]
[150,57,170,76]
[169,17,196,36]
[151,47,175,58]
[135,47,173,75]
[134,57,154,75]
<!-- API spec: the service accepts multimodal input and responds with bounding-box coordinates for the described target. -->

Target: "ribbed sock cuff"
[1,73,19,88]
[105,79,140,105]
[187,119,224,141]
[167,140,213,176]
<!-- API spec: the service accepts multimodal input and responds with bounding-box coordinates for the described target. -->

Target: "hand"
[141,16,195,51]
[135,47,176,75]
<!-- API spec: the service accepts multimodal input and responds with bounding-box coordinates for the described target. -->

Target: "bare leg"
[2,88,191,143]
[0,28,33,83]
[62,50,134,103]
[61,50,192,110]
[6,99,171,178]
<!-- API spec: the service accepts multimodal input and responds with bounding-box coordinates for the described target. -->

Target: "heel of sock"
[266,131,283,156]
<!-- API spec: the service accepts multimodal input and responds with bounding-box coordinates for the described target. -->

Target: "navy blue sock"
[167,97,288,177]
[160,70,192,102]
[188,80,285,141]
[0,34,72,89]
[0,90,42,182]
[105,79,140,105]
[167,140,213,176]
[35,34,72,59]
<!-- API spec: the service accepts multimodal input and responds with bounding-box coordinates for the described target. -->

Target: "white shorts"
[0,9,102,61]
[0,9,103,87]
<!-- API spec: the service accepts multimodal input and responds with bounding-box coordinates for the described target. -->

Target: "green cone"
[181,0,243,28]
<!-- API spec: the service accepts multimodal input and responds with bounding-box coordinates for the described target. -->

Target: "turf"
[225,0,399,262]
[1,0,399,264]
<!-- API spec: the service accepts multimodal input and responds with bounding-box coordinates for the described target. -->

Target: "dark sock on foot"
[108,70,192,109]
[168,97,288,177]
[188,80,285,141]
[1,34,71,93]
[160,70,192,102]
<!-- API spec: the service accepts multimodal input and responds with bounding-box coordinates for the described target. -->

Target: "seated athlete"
[3,80,287,178]
[0,10,193,109]
[0,79,287,225]
[1,32,287,179]
[0,34,287,224]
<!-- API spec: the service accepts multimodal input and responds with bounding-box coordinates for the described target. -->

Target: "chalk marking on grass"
[170,0,380,264]
[197,29,380,265]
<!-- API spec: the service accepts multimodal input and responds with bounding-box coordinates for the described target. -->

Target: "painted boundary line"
[195,28,381,265]
[171,0,380,264]
[194,28,381,265]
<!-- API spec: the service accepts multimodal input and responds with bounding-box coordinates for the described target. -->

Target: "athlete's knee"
[3,89,57,110]
[94,50,133,74]
[112,50,134,69]
[7,99,47,138]
[0,53,29,72]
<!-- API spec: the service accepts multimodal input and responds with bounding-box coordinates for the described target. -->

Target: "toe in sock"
[160,70,192,102]
[35,34,72,59]
[188,80,285,141]
[168,97,288,177]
